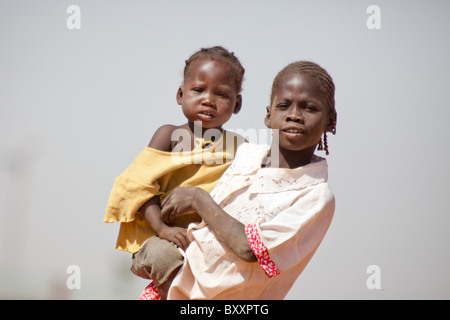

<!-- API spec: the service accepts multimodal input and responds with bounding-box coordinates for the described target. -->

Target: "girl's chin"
[276,141,317,153]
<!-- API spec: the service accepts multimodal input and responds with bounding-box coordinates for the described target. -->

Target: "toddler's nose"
[201,92,216,108]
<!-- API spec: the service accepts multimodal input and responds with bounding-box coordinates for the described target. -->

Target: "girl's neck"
[265,143,316,169]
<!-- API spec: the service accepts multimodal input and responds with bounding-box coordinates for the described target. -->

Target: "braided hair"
[183,46,246,93]
[270,61,335,116]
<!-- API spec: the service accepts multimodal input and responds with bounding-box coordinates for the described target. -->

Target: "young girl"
[104,46,246,299]
[140,60,337,299]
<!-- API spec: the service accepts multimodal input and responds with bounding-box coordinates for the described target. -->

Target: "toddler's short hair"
[183,46,245,93]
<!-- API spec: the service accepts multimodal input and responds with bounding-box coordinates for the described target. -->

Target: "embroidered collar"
[233,143,329,193]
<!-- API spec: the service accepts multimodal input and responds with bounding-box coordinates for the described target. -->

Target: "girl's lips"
[282,132,303,138]
[281,127,305,136]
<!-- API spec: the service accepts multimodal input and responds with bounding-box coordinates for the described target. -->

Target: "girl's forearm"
[192,190,257,262]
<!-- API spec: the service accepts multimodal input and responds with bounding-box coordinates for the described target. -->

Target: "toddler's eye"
[192,87,203,93]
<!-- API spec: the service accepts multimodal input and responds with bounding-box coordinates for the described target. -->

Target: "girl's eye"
[192,87,203,93]
[218,92,228,98]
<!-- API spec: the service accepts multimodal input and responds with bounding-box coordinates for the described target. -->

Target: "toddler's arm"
[139,124,190,250]
[147,124,178,151]
[140,196,188,250]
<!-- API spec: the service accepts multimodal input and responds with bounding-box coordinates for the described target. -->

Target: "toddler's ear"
[176,86,184,105]
[233,94,242,114]
[264,106,272,128]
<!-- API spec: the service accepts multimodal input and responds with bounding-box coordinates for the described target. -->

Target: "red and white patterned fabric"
[245,223,280,277]
[138,282,162,300]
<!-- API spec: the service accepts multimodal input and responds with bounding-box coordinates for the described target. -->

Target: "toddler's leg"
[131,236,184,298]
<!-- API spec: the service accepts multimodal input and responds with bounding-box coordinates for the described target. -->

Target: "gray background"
[0,0,449,299]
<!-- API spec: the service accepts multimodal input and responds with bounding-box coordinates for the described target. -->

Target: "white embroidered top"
[167,143,335,300]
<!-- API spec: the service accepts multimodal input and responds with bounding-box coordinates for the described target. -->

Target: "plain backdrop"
[0,0,449,299]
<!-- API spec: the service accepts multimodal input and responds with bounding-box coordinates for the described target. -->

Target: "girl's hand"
[161,187,205,224]
[158,225,189,251]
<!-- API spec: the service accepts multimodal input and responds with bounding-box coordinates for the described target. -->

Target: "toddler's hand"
[158,225,189,251]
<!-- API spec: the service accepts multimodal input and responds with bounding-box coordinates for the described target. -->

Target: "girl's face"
[265,73,334,158]
[177,59,242,133]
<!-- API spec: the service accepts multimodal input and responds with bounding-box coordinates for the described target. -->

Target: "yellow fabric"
[104,130,245,253]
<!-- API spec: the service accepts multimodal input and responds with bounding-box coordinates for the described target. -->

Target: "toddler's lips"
[198,111,215,121]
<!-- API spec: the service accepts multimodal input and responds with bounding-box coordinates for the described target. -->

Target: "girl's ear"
[233,94,242,114]
[264,106,272,128]
[176,86,184,105]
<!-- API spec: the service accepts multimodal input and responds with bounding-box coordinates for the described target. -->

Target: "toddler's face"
[265,73,332,153]
[177,60,241,133]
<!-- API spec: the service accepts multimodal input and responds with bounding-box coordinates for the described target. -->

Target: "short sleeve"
[248,184,335,274]
[103,148,165,223]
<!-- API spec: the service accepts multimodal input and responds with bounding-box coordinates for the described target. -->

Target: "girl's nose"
[286,107,304,123]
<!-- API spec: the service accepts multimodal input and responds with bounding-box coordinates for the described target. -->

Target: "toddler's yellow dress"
[104,130,245,253]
